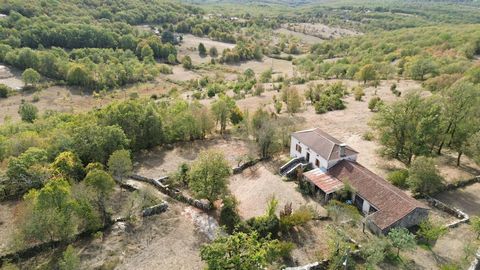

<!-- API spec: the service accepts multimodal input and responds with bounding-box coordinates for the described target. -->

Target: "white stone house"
[282,128,429,234]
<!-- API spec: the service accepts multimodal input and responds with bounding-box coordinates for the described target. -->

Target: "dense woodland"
[0,0,480,269]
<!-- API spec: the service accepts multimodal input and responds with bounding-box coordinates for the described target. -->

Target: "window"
[296,144,302,153]
[315,159,320,167]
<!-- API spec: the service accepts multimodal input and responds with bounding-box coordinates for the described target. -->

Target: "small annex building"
[283,128,429,234]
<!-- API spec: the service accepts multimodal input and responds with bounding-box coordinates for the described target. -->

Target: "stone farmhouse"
[280,128,429,235]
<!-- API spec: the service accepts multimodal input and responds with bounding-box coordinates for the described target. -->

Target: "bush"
[220,196,241,234]
[280,205,313,232]
[182,56,193,69]
[407,157,444,195]
[0,84,12,98]
[362,131,374,141]
[387,169,409,188]
[353,86,365,101]
[158,64,173,74]
[368,96,383,112]
[417,218,447,245]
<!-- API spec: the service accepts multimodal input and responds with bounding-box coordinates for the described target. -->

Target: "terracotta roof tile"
[304,168,345,194]
[327,160,428,230]
[292,128,358,161]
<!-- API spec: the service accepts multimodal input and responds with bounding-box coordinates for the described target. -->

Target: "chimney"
[339,143,347,158]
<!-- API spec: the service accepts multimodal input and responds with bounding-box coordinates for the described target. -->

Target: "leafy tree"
[406,57,438,80]
[209,46,218,58]
[18,102,38,123]
[182,55,193,70]
[220,196,241,234]
[211,95,235,134]
[198,43,207,57]
[18,178,79,243]
[188,150,230,203]
[107,149,133,183]
[465,132,480,165]
[59,245,80,270]
[84,169,115,225]
[407,156,443,195]
[66,64,91,87]
[51,151,85,182]
[22,68,41,87]
[161,30,175,44]
[373,92,441,164]
[387,227,416,257]
[200,231,292,270]
[281,86,302,113]
[357,64,376,84]
[437,81,479,155]
[6,147,50,197]
[71,123,129,164]
[361,237,389,268]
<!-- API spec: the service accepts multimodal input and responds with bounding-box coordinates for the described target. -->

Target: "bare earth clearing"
[229,162,328,219]
[0,82,173,124]
[435,183,480,216]
[134,137,256,178]
[274,28,324,45]
[281,23,361,40]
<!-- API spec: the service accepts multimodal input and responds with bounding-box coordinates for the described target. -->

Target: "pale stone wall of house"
[383,208,429,234]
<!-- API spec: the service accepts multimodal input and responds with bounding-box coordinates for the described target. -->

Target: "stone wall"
[130,174,212,211]
[423,196,469,228]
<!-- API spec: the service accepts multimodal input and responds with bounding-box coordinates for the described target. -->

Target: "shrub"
[158,64,173,74]
[182,56,193,69]
[353,86,365,101]
[254,83,264,96]
[280,205,313,232]
[220,196,241,234]
[0,84,12,98]
[362,131,374,141]
[387,169,409,188]
[417,218,447,245]
[368,96,383,112]
[407,157,444,195]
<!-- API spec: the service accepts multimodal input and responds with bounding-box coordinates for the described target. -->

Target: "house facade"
[289,129,358,170]
[285,128,429,234]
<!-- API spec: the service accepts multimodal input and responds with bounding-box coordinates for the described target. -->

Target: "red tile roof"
[304,168,345,194]
[292,128,358,161]
[327,160,428,230]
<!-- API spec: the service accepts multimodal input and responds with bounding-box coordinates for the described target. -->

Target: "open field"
[274,28,324,45]
[0,82,173,124]
[177,34,235,66]
[281,23,361,40]
[229,162,328,219]
[134,136,256,178]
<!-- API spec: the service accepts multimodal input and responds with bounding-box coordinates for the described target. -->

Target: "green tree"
[84,169,115,225]
[200,231,292,270]
[361,237,389,268]
[373,92,441,164]
[188,150,230,203]
[66,64,91,87]
[182,55,193,70]
[167,54,177,64]
[107,149,133,183]
[220,196,241,234]
[357,64,377,84]
[209,46,218,58]
[22,68,41,87]
[211,95,235,134]
[437,81,479,155]
[18,178,79,243]
[406,57,438,80]
[59,245,80,270]
[18,102,38,123]
[51,151,85,182]
[281,86,302,113]
[387,227,416,257]
[198,43,207,57]
[407,156,443,195]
